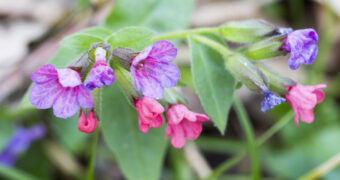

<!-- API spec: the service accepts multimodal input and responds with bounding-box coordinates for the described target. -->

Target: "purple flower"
[281,28,318,70]
[130,40,180,99]
[0,124,46,166]
[85,47,115,90]
[261,91,285,112]
[29,64,93,119]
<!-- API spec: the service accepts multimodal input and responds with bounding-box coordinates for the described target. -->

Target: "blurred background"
[0,0,339,179]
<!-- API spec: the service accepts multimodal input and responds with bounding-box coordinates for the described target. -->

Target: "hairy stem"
[191,35,232,57]
[233,98,261,180]
[151,27,219,42]
[86,129,99,180]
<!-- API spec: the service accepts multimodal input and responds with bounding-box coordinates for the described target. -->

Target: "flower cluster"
[28,24,326,148]
[30,41,209,148]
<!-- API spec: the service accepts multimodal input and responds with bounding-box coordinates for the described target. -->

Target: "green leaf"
[220,19,275,43]
[188,35,235,134]
[101,84,167,180]
[50,112,89,154]
[104,0,194,32]
[60,34,103,52]
[106,26,154,51]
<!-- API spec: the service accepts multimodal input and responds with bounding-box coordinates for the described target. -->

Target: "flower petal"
[77,86,93,108]
[299,109,314,123]
[131,46,152,66]
[182,121,202,140]
[57,68,82,88]
[169,125,186,148]
[29,79,62,109]
[149,40,177,62]
[53,88,79,119]
[31,64,58,84]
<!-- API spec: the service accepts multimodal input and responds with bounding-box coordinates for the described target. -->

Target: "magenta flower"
[0,124,46,166]
[130,40,180,99]
[85,47,115,90]
[165,104,210,148]
[285,83,326,126]
[29,64,93,119]
[135,97,164,133]
[281,28,318,70]
[78,110,98,133]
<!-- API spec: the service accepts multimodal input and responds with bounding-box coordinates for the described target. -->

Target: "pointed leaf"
[188,35,235,133]
[101,84,167,180]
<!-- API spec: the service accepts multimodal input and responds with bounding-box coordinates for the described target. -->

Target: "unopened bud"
[225,54,267,92]
[78,110,98,133]
[255,63,296,95]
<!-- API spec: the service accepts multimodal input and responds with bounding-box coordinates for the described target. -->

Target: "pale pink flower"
[285,83,327,126]
[165,104,210,148]
[135,97,164,133]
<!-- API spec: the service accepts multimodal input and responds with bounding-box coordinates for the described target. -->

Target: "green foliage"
[220,19,275,43]
[101,84,167,180]
[188,35,235,133]
[104,0,194,32]
[50,112,89,154]
[0,121,14,152]
[107,27,154,51]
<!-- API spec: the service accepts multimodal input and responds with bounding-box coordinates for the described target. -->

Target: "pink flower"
[135,97,164,133]
[85,47,115,90]
[165,104,210,148]
[285,83,327,126]
[78,111,98,133]
[130,40,180,99]
[29,64,93,119]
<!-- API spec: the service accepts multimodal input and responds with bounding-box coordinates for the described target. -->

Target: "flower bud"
[225,54,267,92]
[245,35,287,60]
[78,110,98,133]
[255,63,296,95]
[219,19,275,43]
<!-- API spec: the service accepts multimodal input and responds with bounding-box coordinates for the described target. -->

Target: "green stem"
[192,35,233,57]
[233,98,260,180]
[86,129,99,180]
[151,27,219,42]
[298,152,340,180]
[205,111,294,180]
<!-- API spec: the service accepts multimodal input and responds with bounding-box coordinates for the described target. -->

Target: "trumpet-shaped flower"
[29,64,93,119]
[130,40,180,99]
[281,28,318,70]
[285,83,326,126]
[135,97,164,133]
[165,104,210,148]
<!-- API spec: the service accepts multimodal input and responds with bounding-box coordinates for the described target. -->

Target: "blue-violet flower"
[0,124,46,166]
[281,28,318,70]
[130,40,180,99]
[261,91,286,112]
